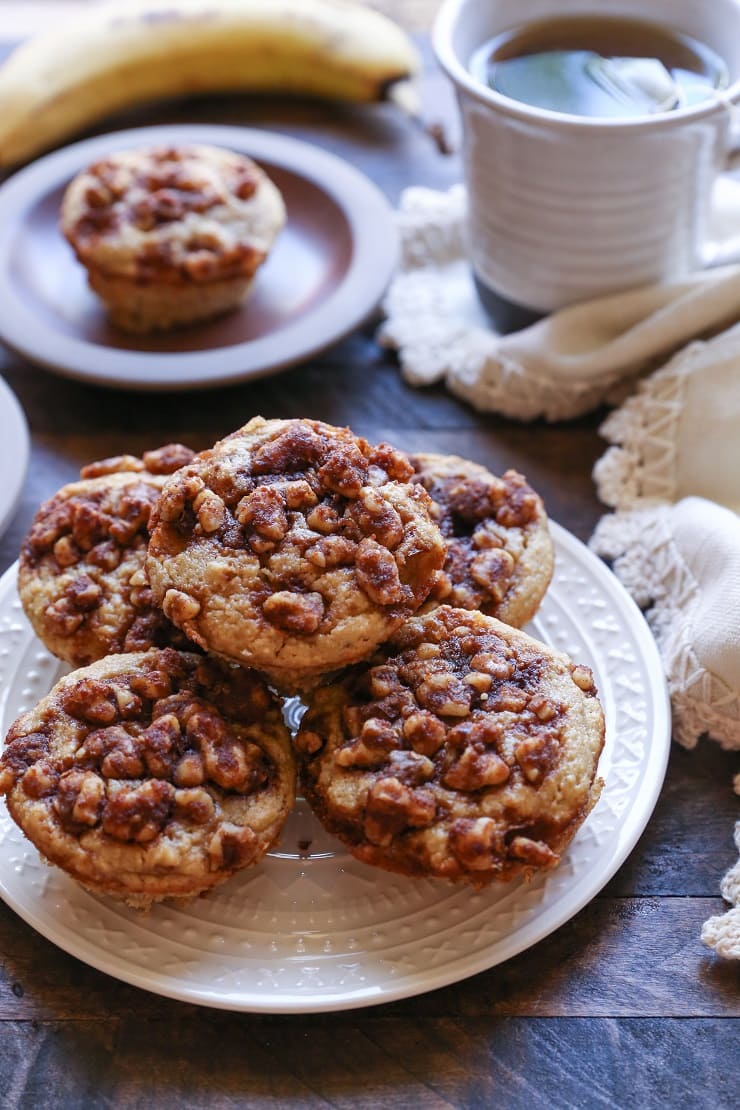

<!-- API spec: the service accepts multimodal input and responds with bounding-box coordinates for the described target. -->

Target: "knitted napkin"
[380,183,740,421]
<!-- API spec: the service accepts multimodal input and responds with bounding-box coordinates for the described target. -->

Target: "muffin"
[297,606,605,885]
[61,144,285,332]
[146,417,446,692]
[0,649,296,907]
[408,453,553,627]
[19,444,195,666]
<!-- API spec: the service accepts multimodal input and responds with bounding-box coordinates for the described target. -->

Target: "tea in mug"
[469,15,729,118]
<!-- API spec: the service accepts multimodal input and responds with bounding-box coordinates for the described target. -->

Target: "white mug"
[433,0,740,319]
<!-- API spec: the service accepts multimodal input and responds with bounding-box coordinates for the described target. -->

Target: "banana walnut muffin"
[408,453,553,627]
[146,418,446,692]
[0,649,295,907]
[61,144,285,332]
[297,606,604,885]
[19,444,195,667]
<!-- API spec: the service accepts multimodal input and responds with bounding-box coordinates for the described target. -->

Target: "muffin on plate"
[0,649,296,907]
[408,453,554,627]
[146,417,446,692]
[297,606,605,886]
[19,444,195,666]
[61,144,285,332]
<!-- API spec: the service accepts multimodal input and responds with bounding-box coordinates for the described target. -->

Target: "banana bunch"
[0,0,420,166]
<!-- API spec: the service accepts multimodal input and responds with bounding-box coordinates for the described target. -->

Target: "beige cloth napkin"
[380,184,740,421]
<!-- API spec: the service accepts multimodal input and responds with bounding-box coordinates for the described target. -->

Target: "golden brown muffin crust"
[19,445,195,666]
[297,606,605,885]
[146,418,446,687]
[409,453,554,627]
[0,649,295,905]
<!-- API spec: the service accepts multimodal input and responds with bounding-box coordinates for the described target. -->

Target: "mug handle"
[702,119,740,268]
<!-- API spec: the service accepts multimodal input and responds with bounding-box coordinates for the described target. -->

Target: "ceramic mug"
[433,0,740,325]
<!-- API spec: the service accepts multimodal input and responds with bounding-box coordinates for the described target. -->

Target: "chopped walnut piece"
[469,548,515,600]
[54,770,106,829]
[141,444,195,475]
[335,718,396,769]
[102,779,174,843]
[64,678,118,724]
[174,787,215,825]
[571,665,596,693]
[351,489,404,548]
[194,489,226,534]
[162,589,201,625]
[21,761,59,799]
[402,712,446,757]
[262,590,325,635]
[52,536,81,568]
[293,730,324,756]
[140,713,182,778]
[208,822,258,869]
[450,817,504,871]
[416,672,472,718]
[442,746,510,791]
[236,486,288,539]
[318,443,368,497]
[508,835,559,867]
[514,732,559,785]
[363,777,435,846]
[173,751,205,787]
[355,539,404,606]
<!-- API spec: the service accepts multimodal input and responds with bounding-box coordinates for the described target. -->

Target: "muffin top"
[0,649,295,905]
[409,453,553,627]
[19,444,195,666]
[61,144,285,284]
[146,417,446,684]
[298,606,605,885]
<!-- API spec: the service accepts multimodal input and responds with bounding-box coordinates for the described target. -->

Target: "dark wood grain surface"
[0,34,738,1110]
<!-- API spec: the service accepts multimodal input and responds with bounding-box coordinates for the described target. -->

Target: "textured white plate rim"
[0,522,671,1012]
[0,124,398,392]
[0,377,29,539]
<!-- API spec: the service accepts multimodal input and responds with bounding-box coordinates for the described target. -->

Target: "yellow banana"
[0,0,420,166]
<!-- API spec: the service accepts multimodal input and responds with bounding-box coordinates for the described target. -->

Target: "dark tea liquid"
[469,15,729,118]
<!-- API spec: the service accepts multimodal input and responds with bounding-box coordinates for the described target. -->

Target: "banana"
[0,0,420,166]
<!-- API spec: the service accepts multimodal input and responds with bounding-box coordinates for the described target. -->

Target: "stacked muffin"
[1,417,604,905]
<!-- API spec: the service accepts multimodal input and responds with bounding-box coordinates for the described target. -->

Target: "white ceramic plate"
[0,377,29,537]
[0,523,670,1012]
[0,125,398,391]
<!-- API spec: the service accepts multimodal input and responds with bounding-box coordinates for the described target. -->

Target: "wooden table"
[0,19,738,1109]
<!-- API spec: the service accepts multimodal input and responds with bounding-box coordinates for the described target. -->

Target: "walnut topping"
[102,779,175,842]
[363,777,436,846]
[194,489,226,533]
[162,589,201,625]
[21,761,59,799]
[571,665,596,693]
[355,539,404,606]
[416,672,472,718]
[236,486,288,540]
[208,822,258,869]
[443,747,510,791]
[335,718,396,769]
[449,817,504,871]
[514,732,558,785]
[64,678,118,724]
[402,712,446,756]
[54,770,106,829]
[262,590,325,634]
[508,836,559,867]
[174,787,215,825]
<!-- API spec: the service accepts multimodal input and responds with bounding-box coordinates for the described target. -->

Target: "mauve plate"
[0,125,398,390]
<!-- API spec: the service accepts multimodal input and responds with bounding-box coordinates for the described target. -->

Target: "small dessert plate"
[0,125,399,391]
